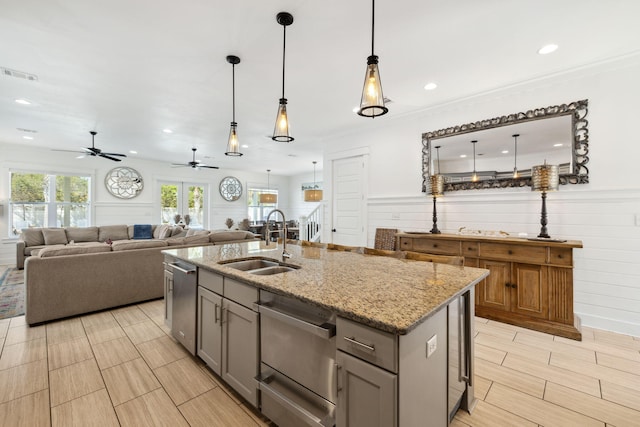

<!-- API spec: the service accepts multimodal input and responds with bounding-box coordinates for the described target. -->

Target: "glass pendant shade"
[273,99,293,142]
[225,122,241,156]
[531,162,559,192]
[358,56,388,117]
[471,140,479,182]
[430,174,445,197]
[512,134,519,178]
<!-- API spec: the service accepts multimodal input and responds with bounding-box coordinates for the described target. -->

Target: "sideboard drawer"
[549,248,573,266]
[412,238,460,255]
[461,241,479,257]
[479,243,546,264]
[398,237,413,251]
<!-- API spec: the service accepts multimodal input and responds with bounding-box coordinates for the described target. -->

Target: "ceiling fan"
[172,148,219,169]
[54,131,127,162]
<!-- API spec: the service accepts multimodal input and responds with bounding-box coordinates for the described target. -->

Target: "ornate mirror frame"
[421,99,589,192]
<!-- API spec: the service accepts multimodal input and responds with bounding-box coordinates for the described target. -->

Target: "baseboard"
[578,313,640,337]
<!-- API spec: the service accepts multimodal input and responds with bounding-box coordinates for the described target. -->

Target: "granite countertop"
[163,241,489,335]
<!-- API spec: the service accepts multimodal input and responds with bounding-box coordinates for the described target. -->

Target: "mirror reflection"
[422,100,589,191]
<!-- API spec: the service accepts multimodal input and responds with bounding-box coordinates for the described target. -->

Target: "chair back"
[374,228,398,250]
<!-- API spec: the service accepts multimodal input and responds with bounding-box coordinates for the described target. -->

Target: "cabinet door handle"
[214,304,220,323]
[336,364,342,393]
[343,336,375,352]
[220,307,227,325]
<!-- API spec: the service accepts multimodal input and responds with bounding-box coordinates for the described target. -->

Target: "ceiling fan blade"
[198,165,219,169]
[171,163,190,167]
[99,153,122,162]
[52,149,86,153]
[101,152,127,157]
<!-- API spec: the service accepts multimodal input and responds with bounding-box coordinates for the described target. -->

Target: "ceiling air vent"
[1,67,38,81]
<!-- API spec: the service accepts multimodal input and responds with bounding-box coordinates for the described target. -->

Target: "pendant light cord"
[371,0,375,56]
[232,63,236,122]
[281,25,287,99]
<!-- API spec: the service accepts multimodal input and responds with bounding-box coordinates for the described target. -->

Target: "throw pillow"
[21,228,45,247]
[65,226,99,242]
[98,225,129,242]
[133,224,153,239]
[42,228,68,245]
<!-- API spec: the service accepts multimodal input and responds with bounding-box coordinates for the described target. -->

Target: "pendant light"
[225,55,242,156]
[358,0,388,118]
[429,145,444,234]
[512,134,519,178]
[260,169,277,204]
[471,140,479,182]
[272,12,294,142]
[304,161,323,202]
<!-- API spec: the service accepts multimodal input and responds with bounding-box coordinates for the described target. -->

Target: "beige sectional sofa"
[21,224,257,324]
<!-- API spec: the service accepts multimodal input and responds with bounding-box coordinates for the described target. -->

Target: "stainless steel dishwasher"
[171,261,197,355]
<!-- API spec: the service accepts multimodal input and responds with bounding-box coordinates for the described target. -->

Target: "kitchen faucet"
[265,209,291,261]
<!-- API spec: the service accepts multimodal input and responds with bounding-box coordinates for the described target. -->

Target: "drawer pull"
[343,336,375,352]
[508,250,513,255]
[433,244,438,248]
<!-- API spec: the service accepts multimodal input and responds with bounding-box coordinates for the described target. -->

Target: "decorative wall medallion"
[219,176,242,201]
[104,167,144,199]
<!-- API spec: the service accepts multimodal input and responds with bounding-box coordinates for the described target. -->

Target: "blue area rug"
[0,266,25,320]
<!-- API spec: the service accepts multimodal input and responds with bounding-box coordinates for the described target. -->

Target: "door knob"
[332,228,337,232]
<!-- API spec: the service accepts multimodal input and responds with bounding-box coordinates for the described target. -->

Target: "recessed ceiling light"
[538,44,558,55]
[423,82,438,91]
[501,150,509,154]
[162,129,173,134]
[241,144,249,148]
[460,154,467,158]
[15,98,31,105]
[129,150,137,154]
[23,136,34,140]
[553,143,563,147]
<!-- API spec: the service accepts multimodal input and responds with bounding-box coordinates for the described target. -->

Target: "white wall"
[287,170,323,223]
[0,148,291,263]
[323,54,640,336]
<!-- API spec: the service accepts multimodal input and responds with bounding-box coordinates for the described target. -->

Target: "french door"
[159,181,208,229]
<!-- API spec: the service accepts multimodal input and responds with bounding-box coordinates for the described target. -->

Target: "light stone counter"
[163,241,489,335]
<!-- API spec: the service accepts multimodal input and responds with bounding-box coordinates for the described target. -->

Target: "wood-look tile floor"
[0,300,272,427]
[0,300,639,426]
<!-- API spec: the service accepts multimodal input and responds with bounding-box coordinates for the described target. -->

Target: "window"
[247,187,278,222]
[159,181,207,229]
[10,172,91,236]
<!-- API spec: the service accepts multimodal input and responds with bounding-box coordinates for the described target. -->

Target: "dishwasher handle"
[170,263,196,275]
[257,303,335,339]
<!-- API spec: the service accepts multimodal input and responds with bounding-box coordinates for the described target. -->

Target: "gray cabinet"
[221,298,259,406]
[336,350,397,427]
[196,270,259,407]
[197,286,222,374]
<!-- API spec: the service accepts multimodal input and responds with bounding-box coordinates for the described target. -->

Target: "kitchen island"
[163,241,489,427]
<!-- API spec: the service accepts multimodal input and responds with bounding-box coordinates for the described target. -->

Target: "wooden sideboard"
[397,233,583,340]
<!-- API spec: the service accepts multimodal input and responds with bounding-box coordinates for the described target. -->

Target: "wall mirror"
[421,99,589,192]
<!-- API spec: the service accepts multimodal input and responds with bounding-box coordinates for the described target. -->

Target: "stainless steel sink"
[223,259,279,271]
[249,266,298,275]
[219,257,300,275]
